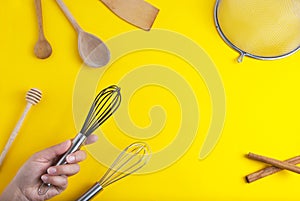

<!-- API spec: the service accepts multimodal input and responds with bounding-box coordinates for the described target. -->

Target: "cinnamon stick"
[246,155,300,183]
[246,152,300,177]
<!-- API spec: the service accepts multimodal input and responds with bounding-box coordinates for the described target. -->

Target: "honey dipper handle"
[0,103,32,166]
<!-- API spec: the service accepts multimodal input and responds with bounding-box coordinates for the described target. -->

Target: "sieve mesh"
[215,0,300,61]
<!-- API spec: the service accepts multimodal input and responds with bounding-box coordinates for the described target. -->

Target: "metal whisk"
[76,142,151,201]
[38,85,121,195]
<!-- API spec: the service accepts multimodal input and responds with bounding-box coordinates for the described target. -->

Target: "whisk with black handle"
[76,142,151,201]
[38,85,121,195]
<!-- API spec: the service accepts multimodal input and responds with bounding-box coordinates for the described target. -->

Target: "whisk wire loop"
[99,142,150,188]
[76,142,150,201]
[80,85,121,136]
[88,94,120,134]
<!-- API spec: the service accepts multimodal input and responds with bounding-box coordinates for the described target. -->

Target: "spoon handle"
[55,0,82,33]
[34,0,45,40]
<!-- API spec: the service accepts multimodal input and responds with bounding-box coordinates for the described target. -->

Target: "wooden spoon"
[56,0,110,67]
[34,0,52,59]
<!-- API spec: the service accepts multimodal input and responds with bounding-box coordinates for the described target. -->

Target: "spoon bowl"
[34,0,52,59]
[78,31,110,67]
[56,0,110,67]
[34,39,52,59]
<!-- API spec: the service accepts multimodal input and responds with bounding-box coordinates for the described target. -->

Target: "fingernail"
[67,155,75,163]
[41,175,48,182]
[47,167,56,174]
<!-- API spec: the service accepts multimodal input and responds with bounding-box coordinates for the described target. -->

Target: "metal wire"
[214,0,300,62]
[99,142,151,188]
[80,85,121,136]
[75,142,151,201]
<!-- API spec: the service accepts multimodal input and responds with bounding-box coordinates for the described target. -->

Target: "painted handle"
[55,0,82,32]
[76,182,103,201]
[0,103,32,166]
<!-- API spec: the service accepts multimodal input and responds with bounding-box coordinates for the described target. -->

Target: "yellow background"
[1,0,300,200]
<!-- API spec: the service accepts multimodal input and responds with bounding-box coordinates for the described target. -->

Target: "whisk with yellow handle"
[76,142,151,201]
[38,85,121,195]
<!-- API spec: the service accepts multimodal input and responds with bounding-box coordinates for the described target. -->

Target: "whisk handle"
[38,133,87,195]
[76,182,103,201]
[55,133,87,166]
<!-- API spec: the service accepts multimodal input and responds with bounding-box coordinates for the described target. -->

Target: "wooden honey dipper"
[0,88,42,166]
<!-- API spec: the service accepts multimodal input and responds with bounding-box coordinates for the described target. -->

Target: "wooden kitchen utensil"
[34,0,52,59]
[100,0,159,31]
[0,88,42,167]
[56,0,110,67]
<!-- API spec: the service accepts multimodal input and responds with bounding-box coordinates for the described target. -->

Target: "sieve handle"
[237,52,245,63]
[76,182,103,201]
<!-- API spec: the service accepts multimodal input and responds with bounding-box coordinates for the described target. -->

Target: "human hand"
[0,135,98,201]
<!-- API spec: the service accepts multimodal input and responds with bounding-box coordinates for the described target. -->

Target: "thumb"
[34,140,72,162]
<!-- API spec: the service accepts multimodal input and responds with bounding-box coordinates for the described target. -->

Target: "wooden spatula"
[100,0,159,31]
